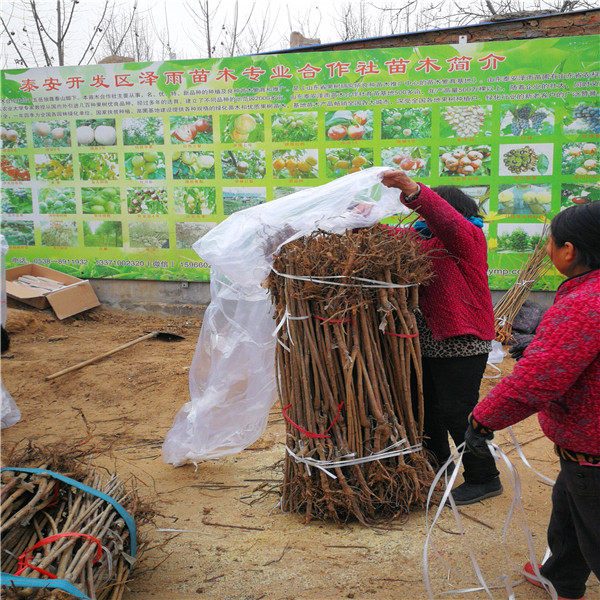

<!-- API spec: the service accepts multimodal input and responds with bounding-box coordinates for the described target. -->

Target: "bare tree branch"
[29,1,53,65]
[0,16,29,67]
[77,0,111,65]
[60,0,79,43]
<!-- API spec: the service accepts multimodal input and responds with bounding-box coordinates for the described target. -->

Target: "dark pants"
[419,354,499,484]
[540,459,600,599]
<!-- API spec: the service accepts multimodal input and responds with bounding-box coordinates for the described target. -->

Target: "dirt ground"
[2,304,598,600]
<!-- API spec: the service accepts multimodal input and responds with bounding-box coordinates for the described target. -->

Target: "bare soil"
[2,305,596,600]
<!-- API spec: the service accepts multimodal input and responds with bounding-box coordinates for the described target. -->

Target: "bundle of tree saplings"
[266,224,435,524]
[1,443,152,600]
[494,225,550,344]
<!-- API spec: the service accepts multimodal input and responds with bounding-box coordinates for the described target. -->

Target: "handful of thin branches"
[1,444,151,600]
[266,224,436,524]
[494,225,550,344]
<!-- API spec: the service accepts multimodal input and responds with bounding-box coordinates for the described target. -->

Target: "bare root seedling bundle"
[1,444,151,600]
[494,225,550,343]
[266,224,435,524]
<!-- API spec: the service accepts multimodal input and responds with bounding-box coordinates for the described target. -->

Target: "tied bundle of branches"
[265,224,435,524]
[1,443,152,600]
[494,224,551,343]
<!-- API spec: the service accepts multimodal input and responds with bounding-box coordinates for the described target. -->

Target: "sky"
[1,0,370,68]
[2,0,598,68]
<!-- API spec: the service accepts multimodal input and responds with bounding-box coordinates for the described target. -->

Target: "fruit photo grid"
[2,102,598,258]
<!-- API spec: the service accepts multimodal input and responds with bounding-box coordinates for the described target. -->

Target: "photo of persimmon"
[439,145,491,177]
[272,149,318,179]
[325,148,373,178]
[325,110,373,141]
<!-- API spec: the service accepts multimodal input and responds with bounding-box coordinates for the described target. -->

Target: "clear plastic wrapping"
[163,167,409,465]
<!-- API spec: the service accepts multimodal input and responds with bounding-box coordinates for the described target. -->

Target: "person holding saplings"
[466,202,600,600]
[380,170,501,504]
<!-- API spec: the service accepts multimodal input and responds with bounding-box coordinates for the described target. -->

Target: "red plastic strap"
[282,402,344,439]
[312,315,355,325]
[383,331,419,338]
[15,533,103,578]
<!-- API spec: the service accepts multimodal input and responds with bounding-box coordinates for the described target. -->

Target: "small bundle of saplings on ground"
[1,441,154,600]
[266,223,436,524]
[494,225,550,343]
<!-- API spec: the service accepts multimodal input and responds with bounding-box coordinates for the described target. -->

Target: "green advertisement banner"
[1,35,598,288]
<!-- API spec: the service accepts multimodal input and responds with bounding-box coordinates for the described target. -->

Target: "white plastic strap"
[507,427,556,486]
[483,363,502,379]
[285,438,423,480]
[513,279,536,287]
[273,310,311,352]
[271,266,417,289]
[423,432,559,600]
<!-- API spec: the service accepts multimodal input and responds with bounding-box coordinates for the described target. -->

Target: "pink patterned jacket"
[474,269,600,455]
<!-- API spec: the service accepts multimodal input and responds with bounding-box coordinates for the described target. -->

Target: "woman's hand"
[381,169,419,197]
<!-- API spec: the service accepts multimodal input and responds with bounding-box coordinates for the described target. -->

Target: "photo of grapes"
[561,142,599,176]
[498,184,552,215]
[500,104,554,136]
[440,106,492,138]
[563,102,600,135]
[439,145,491,177]
[381,146,430,177]
[560,183,600,209]
[497,223,545,253]
[499,144,553,176]
[381,108,431,140]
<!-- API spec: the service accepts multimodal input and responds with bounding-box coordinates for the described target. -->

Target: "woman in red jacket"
[381,170,500,505]
[466,201,600,600]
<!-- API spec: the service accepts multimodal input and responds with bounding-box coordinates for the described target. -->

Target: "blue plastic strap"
[0,467,136,556]
[0,573,90,598]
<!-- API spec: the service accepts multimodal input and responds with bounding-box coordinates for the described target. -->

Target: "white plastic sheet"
[1,234,21,429]
[163,167,410,465]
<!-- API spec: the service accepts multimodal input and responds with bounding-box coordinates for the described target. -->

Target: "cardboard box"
[6,264,100,319]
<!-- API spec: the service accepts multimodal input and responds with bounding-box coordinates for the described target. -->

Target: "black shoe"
[450,478,503,506]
